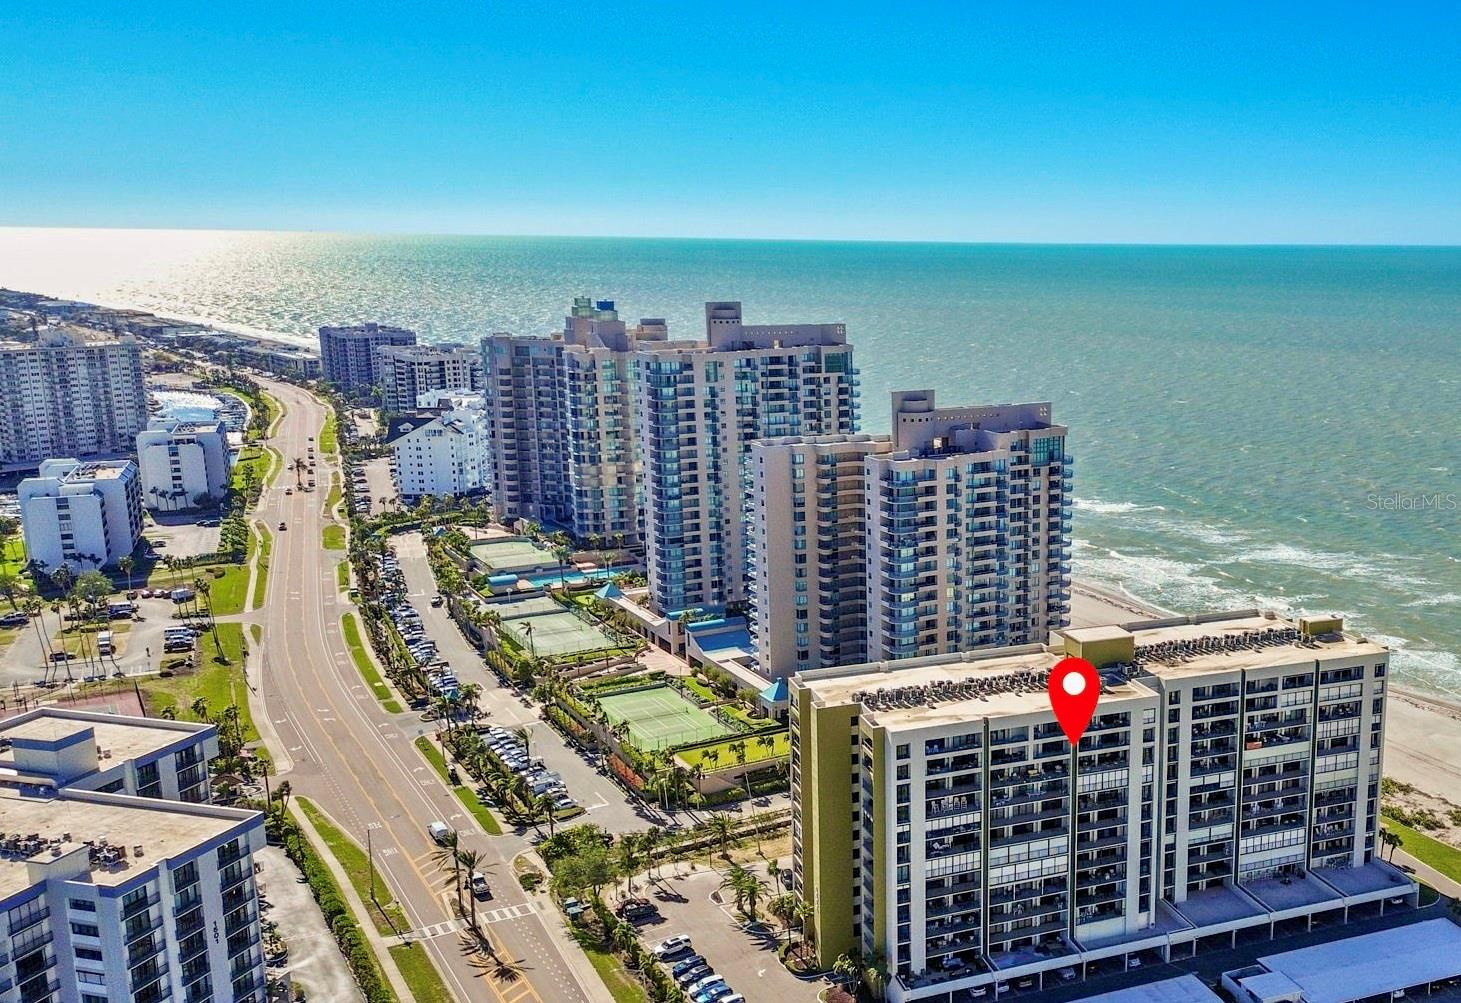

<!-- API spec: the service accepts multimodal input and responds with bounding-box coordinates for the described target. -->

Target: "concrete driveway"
[257,845,364,1003]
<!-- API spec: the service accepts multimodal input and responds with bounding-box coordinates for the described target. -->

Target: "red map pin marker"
[1049,656,1100,745]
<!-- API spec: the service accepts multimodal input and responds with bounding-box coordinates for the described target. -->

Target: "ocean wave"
[1072,498,1166,515]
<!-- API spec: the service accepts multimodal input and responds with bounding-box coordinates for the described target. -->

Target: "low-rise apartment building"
[18,458,143,572]
[136,417,232,511]
[791,611,1404,1002]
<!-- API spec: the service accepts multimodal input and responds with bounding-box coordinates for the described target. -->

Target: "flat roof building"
[136,417,232,511]
[791,611,1408,1002]
[748,393,1071,679]
[0,708,263,1003]
[376,342,481,412]
[318,321,416,392]
[18,457,143,572]
[0,328,148,468]
[635,301,859,614]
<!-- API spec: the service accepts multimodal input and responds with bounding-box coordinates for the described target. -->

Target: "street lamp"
[366,822,383,905]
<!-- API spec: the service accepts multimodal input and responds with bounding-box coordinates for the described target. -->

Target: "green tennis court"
[596,685,732,751]
[499,610,617,657]
[470,536,559,573]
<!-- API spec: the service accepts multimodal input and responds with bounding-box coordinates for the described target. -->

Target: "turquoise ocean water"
[1,229,1457,692]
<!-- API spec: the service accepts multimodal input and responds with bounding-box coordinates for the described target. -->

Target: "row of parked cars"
[479,726,577,815]
[373,550,441,668]
[653,936,746,1003]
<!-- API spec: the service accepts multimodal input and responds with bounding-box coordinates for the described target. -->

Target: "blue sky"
[2,2,1458,242]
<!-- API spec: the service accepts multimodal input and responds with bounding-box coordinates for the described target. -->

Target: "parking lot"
[144,511,223,559]
[640,861,818,1003]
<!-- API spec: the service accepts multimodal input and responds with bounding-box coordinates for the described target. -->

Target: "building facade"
[0,709,264,1003]
[635,301,859,614]
[790,612,1398,1002]
[136,418,232,511]
[376,343,482,412]
[317,322,416,392]
[747,393,1070,677]
[481,297,669,545]
[386,393,490,501]
[18,458,143,571]
[747,433,891,677]
[234,341,322,379]
[0,329,148,468]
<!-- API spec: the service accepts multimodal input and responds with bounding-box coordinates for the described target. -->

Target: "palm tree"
[456,847,487,930]
[719,864,768,924]
[832,952,861,990]
[514,726,533,759]
[431,829,464,915]
[707,814,735,861]
[729,739,750,798]
[617,832,644,897]
[0,571,20,611]
[291,456,308,488]
[118,555,135,593]
[770,893,803,945]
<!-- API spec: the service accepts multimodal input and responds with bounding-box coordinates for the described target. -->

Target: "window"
[71,921,101,937]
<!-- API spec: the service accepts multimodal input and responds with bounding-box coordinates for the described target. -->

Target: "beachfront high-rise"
[0,328,148,468]
[376,342,482,411]
[481,297,669,544]
[790,611,1401,1002]
[635,301,859,614]
[317,321,416,392]
[747,392,1071,678]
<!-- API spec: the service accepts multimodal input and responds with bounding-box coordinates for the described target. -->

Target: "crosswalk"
[409,918,464,941]
[480,901,537,924]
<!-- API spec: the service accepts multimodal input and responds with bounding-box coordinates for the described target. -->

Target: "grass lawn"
[681,676,719,704]
[336,558,350,592]
[388,943,454,1003]
[342,612,402,713]
[675,730,790,770]
[297,797,410,936]
[325,473,342,515]
[0,531,26,579]
[140,624,258,744]
[320,408,339,455]
[265,446,285,487]
[251,523,272,609]
[231,445,270,489]
[572,928,648,1003]
[1383,815,1461,881]
[414,736,504,835]
[322,523,347,550]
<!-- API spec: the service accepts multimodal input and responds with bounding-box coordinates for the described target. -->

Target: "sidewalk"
[522,848,623,1003]
[289,801,416,1003]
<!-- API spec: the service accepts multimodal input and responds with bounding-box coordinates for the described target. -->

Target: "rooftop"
[1,708,212,774]
[0,788,253,900]
[1064,612,1388,678]
[795,645,1157,728]
[1074,975,1221,1003]
[1251,917,1461,1003]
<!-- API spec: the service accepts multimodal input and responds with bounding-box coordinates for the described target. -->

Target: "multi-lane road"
[248,378,604,1003]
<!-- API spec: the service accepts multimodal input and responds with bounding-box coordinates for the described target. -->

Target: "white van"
[427,820,450,845]
[96,631,114,655]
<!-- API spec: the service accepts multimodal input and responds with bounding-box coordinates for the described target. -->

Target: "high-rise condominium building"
[376,342,482,412]
[747,392,1071,678]
[636,301,858,614]
[318,322,416,392]
[481,297,669,544]
[790,611,1398,1002]
[136,417,232,511]
[0,709,266,1003]
[0,329,147,467]
[19,458,143,571]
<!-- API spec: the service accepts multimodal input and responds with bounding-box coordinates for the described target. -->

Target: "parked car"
[671,956,706,980]
[694,985,733,1003]
[278,521,287,531]
[0,612,28,627]
[614,898,656,920]
[675,965,712,988]
[653,935,692,960]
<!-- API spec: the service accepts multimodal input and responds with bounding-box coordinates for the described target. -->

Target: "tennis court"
[469,536,559,573]
[498,609,618,658]
[596,685,732,751]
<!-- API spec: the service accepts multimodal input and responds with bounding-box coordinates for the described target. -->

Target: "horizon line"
[1,223,1458,250]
